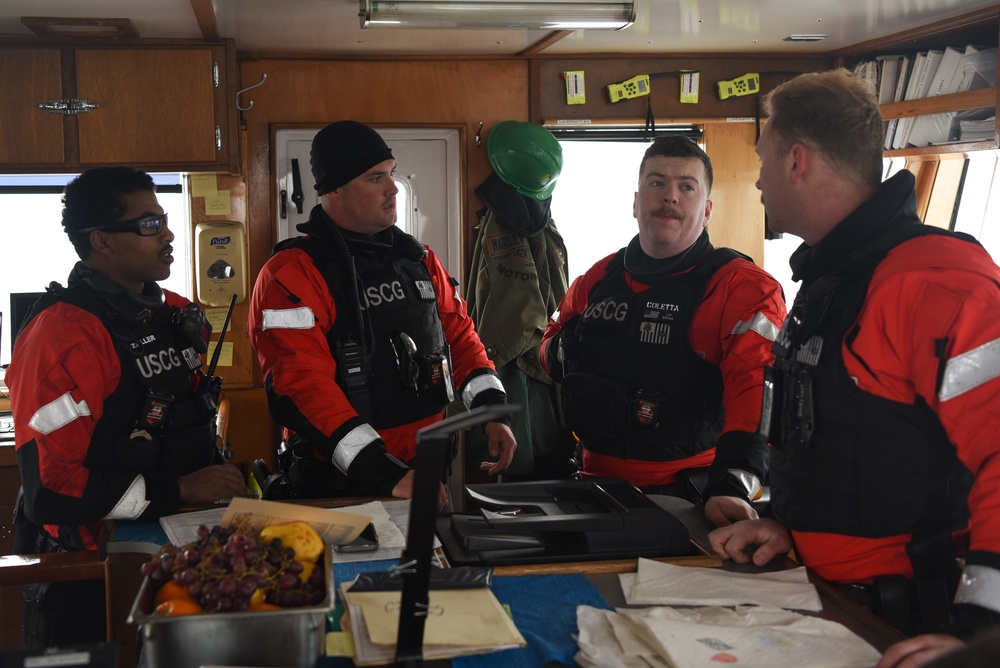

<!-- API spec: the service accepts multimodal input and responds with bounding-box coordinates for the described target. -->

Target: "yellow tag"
[326,631,355,657]
[564,71,586,105]
[680,71,700,104]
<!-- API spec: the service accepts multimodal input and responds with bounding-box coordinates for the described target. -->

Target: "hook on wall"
[236,73,268,112]
[474,121,484,147]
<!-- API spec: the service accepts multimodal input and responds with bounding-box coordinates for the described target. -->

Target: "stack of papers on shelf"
[575,605,883,668]
[907,45,966,147]
[907,44,999,147]
[952,109,997,142]
[339,579,526,665]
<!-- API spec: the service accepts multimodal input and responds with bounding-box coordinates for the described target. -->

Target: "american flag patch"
[640,321,670,345]
[415,280,436,300]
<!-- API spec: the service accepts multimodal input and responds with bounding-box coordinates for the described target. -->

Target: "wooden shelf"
[880,87,997,120]
[881,87,998,155]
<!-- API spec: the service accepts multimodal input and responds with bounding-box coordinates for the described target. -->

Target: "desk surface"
[100,495,906,666]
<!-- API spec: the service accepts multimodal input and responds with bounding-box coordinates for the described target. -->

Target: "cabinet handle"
[216,126,222,151]
[213,61,219,88]
[38,98,101,115]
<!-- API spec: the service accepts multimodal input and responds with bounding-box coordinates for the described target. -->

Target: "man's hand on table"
[478,421,517,476]
[708,518,792,566]
[876,633,965,668]
[704,495,758,527]
[178,463,248,503]
[391,470,448,511]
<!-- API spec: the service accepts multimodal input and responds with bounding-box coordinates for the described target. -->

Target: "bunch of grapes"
[139,524,326,612]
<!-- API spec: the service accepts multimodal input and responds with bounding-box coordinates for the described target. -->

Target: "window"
[0,174,192,367]
[549,141,1000,307]
[550,140,674,282]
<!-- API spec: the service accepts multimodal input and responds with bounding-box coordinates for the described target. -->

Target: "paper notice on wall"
[205,308,232,334]
[206,341,233,367]
[205,190,231,216]
[191,173,218,197]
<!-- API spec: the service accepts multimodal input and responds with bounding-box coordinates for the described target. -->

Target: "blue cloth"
[452,574,611,668]
[112,520,169,545]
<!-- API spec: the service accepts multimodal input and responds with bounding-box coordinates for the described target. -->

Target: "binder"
[885,55,912,150]
[907,46,965,147]
[894,50,943,149]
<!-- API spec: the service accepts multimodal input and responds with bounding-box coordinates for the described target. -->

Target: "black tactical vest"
[279,231,453,429]
[560,248,741,462]
[768,224,976,574]
[27,282,205,476]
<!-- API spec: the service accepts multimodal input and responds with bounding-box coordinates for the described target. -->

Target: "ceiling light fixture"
[21,16,138,38]
[359,0,636,30]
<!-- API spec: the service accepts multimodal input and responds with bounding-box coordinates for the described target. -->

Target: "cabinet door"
[75,48,220,165]
[0,48,66,165]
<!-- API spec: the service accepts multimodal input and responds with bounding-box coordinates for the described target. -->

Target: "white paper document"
[619,558,823,611]
[575,604,882,668]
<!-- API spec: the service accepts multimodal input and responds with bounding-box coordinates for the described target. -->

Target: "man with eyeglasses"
[6,166,247,649]
[249,121,516,504]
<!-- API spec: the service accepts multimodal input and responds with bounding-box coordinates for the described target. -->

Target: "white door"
[274,128,462,277]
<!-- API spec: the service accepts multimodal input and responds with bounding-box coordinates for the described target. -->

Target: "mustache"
[651,208,683,218]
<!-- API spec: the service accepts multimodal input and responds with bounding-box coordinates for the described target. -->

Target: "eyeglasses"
[79,213,168,237]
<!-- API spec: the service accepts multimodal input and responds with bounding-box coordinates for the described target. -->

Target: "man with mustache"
[249,121,516,505]
[6,166,247,648]
[540,136,786,527]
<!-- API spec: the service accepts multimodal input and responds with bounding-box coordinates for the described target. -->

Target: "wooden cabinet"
[0,41,239,173]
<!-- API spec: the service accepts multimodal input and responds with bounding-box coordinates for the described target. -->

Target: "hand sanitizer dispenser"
[195,221,247,307]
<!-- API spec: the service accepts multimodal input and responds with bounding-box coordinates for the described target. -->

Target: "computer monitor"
[9,292,45,353]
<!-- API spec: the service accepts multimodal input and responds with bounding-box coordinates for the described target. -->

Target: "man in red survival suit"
[7,166,248,649]
[709,70,1000,667]
[539,136,787,527]
[248,121,516,505]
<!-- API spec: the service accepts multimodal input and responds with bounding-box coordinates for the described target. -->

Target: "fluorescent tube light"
[359,0,636,30]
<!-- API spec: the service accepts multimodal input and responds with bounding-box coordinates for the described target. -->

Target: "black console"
[438,478,691,565]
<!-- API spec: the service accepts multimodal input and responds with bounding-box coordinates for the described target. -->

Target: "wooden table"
[0,495,907,667]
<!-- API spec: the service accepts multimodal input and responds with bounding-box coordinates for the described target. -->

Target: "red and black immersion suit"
[541,232,785,502]
[249,207,505,497]
[7,264,219,648]
[767,170,1000,639]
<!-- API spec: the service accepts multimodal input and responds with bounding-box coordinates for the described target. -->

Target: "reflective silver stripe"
[103,476,150,520]
[28,393,91,435]
[731,312,780,342]
[728,468,763,501]
[939,337,1000,401]
[461,374,505,409]
[261,307,315,331]
[331,424,382,474]
[954,564,1000,615]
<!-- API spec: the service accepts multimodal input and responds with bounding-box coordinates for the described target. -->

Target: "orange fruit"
[154,598,203,616]
[154,580,196,607]
[246,602,282,612]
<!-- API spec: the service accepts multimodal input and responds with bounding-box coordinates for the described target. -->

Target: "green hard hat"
[487,121,563,201]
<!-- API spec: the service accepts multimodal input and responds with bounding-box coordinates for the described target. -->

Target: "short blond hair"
[763,69,884,187]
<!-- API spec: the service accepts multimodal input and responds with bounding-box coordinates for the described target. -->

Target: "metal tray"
[127,549,334,668]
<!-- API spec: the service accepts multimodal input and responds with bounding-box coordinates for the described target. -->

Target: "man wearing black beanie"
[249,121,517,502]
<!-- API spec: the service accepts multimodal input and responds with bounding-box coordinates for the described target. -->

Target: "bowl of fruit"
[128,520,333,668]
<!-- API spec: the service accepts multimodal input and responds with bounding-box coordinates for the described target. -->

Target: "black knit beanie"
[310,121,394,195]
